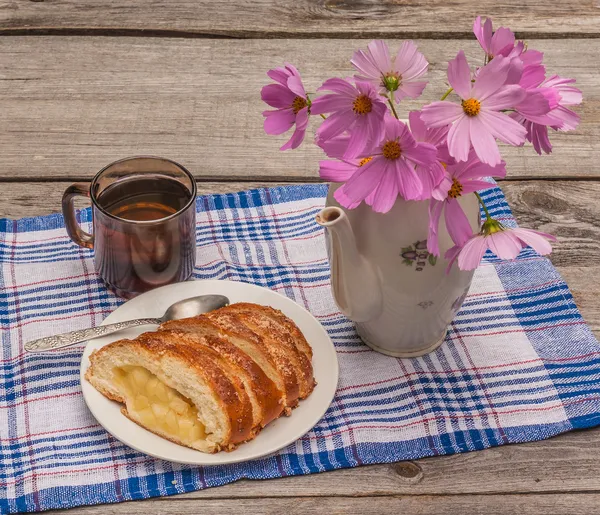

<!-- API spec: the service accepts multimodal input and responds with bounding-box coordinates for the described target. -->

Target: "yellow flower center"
[461,98,481,117]
[441,162,447,169]
[382,141,401,160]
[358,156,373,167]
[291,96,307,114]
[448,177,463,198]
[352,95,373,115]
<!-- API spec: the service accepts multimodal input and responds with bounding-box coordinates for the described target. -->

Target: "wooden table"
[1,2,599,514]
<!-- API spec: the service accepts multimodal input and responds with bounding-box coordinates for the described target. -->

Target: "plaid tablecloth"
[1,184,599,514]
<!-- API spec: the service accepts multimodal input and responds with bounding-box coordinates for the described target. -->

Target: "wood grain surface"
[2,1,599,514]
[2,0,599,38]
[0,37,595,181]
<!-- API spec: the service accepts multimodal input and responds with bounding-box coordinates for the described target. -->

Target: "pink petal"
[344,117,371,159]
[319,159,359,182]
[342,157,384,202]
[415,162,444,200]
[280,108,308,150]
[287,75,306,98]
[447,115,472,163]
[317,134,350,159]
[456,235,490,270]
[395,41,428,78]
[334,185,363,209]
[520,64,546,90]
[267,67,291,86]
[420,102,464,128]
[408,110,427,141]
[395,81,428,101]
[316,110,356,142]
[263,108,295,135]
[478,110,527,147]
[352,49,382,82]
[445,198,473,246]
[512,228,556,255]
[521,49,544,67]
[473,16,493,54]
[472,56,511,101]
[529,122,552,154]
[310,94,352,114]
[317,77,358,97]
[261,84,296,108]
[368,40,392,73]
[402,141,437,167]
[444,243,462,274]
[516,90,553,124]
[454,151,507,181]
[427,200,444,256]
[551,106,580,132]
[366,165,399,213]
[447,50,472,99]
[469,115,502,167]
[490,27,516,57]
[461,179,498,194]
[280,124,306,150]
[395,158,422,200]
[433,173,452,201]
[482,85,527,111]
[486,230,523,260]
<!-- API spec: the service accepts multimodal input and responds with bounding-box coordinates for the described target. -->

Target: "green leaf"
[428,254,437,266]
[402,259,413,267]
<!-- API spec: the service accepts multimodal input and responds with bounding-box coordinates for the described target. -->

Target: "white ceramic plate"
[80,280,339,465]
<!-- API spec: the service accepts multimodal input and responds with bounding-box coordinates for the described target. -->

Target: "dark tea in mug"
[62,157,197,298]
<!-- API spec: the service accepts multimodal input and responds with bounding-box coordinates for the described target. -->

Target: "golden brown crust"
[220,304,316,399]
[206,310,300,409]
[159,318,284,427]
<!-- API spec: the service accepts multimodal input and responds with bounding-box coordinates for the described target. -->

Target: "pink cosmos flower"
[445,219,557,272]
[428,150,506,256]
[512,74,582,154]
[408,110,449,200]
[473,16,516,61]
[310,78,387,159]
[351,40,428,103]
[316,134,373,209]
[421,51,527,166]
[261,64,310,150]
[331,116,437,212]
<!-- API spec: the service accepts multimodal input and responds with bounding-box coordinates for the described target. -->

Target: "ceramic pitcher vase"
[316,183,480,357]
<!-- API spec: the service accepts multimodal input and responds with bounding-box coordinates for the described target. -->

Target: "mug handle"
[62,183,94,249]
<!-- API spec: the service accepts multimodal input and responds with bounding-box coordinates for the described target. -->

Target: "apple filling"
[113,365,207,445]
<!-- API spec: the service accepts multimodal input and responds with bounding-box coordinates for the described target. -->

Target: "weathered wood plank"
[2,0,599,38]
[0,37,595,181]
[46,493,600,515]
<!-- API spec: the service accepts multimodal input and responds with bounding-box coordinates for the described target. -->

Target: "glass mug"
[62,156,197,298]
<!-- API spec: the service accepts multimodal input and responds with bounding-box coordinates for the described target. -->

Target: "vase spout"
[316,206,382,323]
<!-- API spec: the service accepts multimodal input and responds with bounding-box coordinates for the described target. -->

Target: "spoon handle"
[24,318,162,353]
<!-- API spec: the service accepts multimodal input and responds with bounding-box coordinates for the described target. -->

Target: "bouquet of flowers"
[260,16,582,272]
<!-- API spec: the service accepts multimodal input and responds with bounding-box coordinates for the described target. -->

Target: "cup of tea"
[62,156,197,298]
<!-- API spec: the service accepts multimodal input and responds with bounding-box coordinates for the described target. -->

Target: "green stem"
[440,87,453,101]
[387,93,399,119]
[320,114,327,120]
[474,191,492,220]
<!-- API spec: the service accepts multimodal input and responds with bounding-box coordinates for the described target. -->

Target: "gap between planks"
[1,29,600,39]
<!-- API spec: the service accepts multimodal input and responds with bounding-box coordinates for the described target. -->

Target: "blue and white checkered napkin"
[1,184,600,514]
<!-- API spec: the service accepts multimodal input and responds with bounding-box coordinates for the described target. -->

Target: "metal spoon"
[24,294,230,353]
